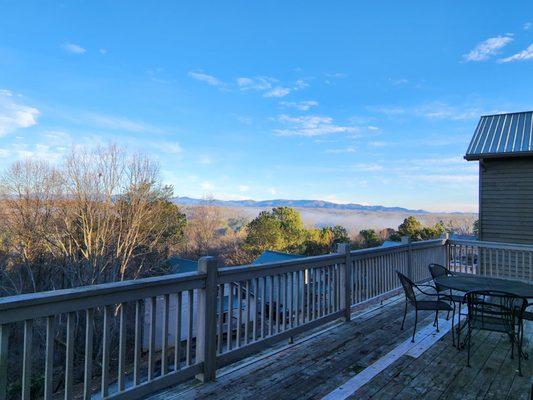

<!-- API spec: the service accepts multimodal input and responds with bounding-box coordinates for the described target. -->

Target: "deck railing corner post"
[196,256,218,382]
[402,236,413,278]
[337,243,352,322]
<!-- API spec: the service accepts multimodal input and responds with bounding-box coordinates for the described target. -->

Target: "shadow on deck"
[148,296,532,400]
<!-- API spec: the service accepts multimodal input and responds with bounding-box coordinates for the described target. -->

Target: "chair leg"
[435,310,439,333]
[467,324,471,367]
[412,310,418,343]
[451,304,455,347]
[510,333,515,360]
[401,302,407,330]
[433,310,438,327]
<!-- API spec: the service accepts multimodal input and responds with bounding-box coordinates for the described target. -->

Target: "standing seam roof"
[465,111,533,160]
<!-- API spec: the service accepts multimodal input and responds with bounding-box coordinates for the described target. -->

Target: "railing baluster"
[148,296,157,380]
[295,270,300,324]
[217,285,224,353]
[245,280,251,345]
[276,275,281,333]
[118,303,126,390]
[175,292,183,370]
[261,277,266,337]
[228,283,234,350]
[268,276,273,336]
[306,269,310,323]
[0,325,8,400]
[282,274,287,330]
[253,278,258,340]
[186,289,194,366]
[83,309,93,400]
[237,282,242,346]
[101,306,111,398]
[162,294,169,375]
[22,319,32,400]
[133,300,142,386]
[44,316,55,400]
[65,312,75,400]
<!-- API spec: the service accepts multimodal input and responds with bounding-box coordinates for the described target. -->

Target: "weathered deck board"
[147,297,532,400]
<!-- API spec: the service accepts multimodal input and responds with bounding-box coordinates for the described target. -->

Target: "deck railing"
[448,238,533,282]
[1,237,529,399]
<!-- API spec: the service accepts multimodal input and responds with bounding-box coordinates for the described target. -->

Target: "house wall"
[479,156,533,244]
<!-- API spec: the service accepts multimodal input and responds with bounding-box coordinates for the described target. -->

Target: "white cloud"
[274,115,357,137]
[238,185,250,192]
[352,163,383,172]
[99,48,107,55]
[236,76,274,91]
[188,71,224,87]
[237,116,253,125]
[499,44,533,63]
[279,100,318,111]
[62,43,87,54]
[264,87,291,98]
[0,90,40,136]
[153,141,183,155]
[269,188,277,195]
[237,76,308,98]
[326,147,356,154]
[69,111,164,134]
[524,22,532,31]
[371,101,483,121]
[463,35,513,61]
[389,78,408,85]
[201,181,215,190]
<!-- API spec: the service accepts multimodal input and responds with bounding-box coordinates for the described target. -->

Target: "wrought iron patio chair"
[397,271,454,343]
[428,263,464,321]
[463,290,528,376]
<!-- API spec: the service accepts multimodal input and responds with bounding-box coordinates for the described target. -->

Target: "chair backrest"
[396,271,416,303]
[428,263,450,292]
[464,290,528,334]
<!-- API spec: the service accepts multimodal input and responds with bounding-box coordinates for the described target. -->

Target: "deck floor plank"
[146,297,532,400]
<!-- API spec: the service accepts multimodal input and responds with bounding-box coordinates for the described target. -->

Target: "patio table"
[434,273,533,298]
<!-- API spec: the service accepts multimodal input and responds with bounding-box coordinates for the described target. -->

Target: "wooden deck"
[148,296,532,400]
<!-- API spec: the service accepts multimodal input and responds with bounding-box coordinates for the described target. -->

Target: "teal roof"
[252,250,302,265]
[165,256,198,274]
[380,240,401,248]
[465,111,533,160]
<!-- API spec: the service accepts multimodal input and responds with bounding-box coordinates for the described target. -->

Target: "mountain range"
[171,196,428,214]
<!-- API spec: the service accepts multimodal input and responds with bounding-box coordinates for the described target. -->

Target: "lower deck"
[148,296,533,400]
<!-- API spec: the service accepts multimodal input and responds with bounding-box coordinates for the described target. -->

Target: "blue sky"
[1,1,532,212]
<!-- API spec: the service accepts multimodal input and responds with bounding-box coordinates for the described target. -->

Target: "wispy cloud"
[499,44,533,63]
[188,71,224,87]
[236,76,275,91]
[62,110,166,134]
[370,101,484,121]
[463,35,513,62]
[62,42,87,54]
[351,163,383,172]
[0,89,40,136]
[238,185,250,192]
[279,100,318,111]
[237,76,308,98]
[325,147,356,154]
[524,22,532,31]
[153,141,183,155]
[264,87,291,98]
[274,115,357,137]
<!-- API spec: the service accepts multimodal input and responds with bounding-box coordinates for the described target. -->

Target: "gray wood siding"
[480,157,533,244]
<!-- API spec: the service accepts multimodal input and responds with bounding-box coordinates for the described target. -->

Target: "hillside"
[172,196,427,214]
[173,197,477,233]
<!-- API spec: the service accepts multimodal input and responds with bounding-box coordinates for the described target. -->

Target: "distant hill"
[171,196,428,214]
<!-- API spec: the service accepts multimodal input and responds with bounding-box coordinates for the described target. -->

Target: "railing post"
[196,256,218,382]
[337,243,352,322]
[442,232,450,268]
[402,236,412,278]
